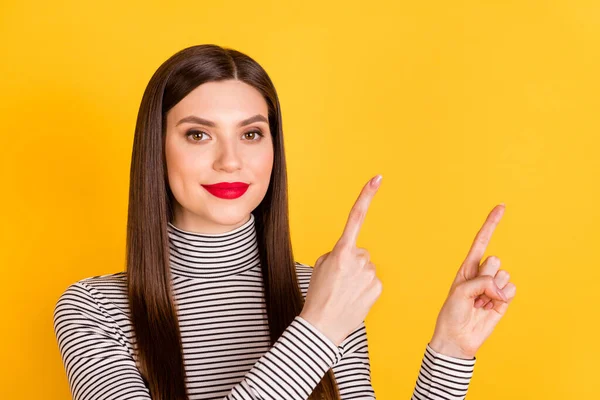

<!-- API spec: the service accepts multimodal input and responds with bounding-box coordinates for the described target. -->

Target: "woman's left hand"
[429,204,517,359]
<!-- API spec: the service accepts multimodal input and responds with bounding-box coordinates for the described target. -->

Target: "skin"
[429,204,517,359]
[164,79,274,234]
[300,176,516,358]
[300,175,385,346]
[163,79,516,359]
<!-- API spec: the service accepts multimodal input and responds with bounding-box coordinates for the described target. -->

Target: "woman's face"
[164,79,274,234]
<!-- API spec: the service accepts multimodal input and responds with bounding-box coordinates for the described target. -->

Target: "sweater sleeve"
[226,315,344,399]
[331,321,376,399]
[54,280,474,400]
[53,282,345,400]
[53,282,152,400]
[410,344,476,400]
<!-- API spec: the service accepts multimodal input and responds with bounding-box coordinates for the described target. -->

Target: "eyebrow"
[175,114,268,128]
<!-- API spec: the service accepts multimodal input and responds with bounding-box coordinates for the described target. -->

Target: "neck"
[166,213,260,280]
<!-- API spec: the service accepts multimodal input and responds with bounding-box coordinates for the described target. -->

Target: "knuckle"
[354,252,370,266]
[364,264,376,281]
[476,234,488,247]
[373,278,383,296]
[497,269,510,281]
[482,255,498,267]
[356,248,371,262]
[349,208,364,224]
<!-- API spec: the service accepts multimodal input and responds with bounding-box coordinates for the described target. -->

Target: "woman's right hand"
[299,174,384,346]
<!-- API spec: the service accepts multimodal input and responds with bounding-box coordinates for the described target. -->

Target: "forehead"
[166,79,268,123]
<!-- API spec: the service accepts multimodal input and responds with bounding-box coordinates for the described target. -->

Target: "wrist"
[429,336,475,360]
[298,312,343,346]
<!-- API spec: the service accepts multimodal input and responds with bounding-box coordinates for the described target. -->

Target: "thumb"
[457,275,508,303]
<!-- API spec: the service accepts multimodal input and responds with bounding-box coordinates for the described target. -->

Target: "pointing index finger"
[336,174,382,250]
[463,204,505,275]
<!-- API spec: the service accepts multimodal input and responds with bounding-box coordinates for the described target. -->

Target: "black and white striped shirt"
[53,213,476,399]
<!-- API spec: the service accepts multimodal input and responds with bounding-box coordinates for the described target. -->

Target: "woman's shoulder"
[53,272,129,316]
[57,271,127,294]
[52,272,134,355]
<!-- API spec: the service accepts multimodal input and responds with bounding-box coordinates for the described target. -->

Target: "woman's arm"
[53,282,152,400]
[331,321,376,399]
[53,282,345,400]
[411,345,475,400]
[330,320,475,400]
[225,314,344,399]
[55,280,475,400]
[410,204,517,399]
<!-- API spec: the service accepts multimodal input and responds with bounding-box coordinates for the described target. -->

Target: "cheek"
[252,148,274,181]
[165,139,208,189]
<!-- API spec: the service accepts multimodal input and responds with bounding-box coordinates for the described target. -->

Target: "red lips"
[201,182,250,199]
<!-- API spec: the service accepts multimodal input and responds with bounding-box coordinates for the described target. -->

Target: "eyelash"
[185,129,265,142]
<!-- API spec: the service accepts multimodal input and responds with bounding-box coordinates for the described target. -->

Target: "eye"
[185,130,210,142]
[243,130,265,141]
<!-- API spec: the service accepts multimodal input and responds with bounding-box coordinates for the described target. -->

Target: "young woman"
[53,44,516,400]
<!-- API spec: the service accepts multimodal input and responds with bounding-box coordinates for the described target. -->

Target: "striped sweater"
[53,213,476,399]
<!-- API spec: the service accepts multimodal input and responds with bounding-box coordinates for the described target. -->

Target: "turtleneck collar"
[166,213,260,280]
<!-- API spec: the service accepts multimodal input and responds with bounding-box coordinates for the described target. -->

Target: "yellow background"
[1,1,598,399]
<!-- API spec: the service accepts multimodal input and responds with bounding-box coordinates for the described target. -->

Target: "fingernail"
[371,174,382,188]
[497,287,508,301]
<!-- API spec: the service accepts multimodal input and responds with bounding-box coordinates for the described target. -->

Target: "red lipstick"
[201,182,250,199]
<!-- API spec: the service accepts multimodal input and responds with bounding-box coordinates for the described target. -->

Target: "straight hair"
[126,44,340,400]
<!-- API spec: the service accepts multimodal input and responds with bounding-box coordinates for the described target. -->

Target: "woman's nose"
[213,140,242,172]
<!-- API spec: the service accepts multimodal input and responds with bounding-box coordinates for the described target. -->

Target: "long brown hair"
[126,44,340,400]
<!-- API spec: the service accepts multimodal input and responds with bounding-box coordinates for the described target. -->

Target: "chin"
[201,201,255,228]
[201,186,266,224]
